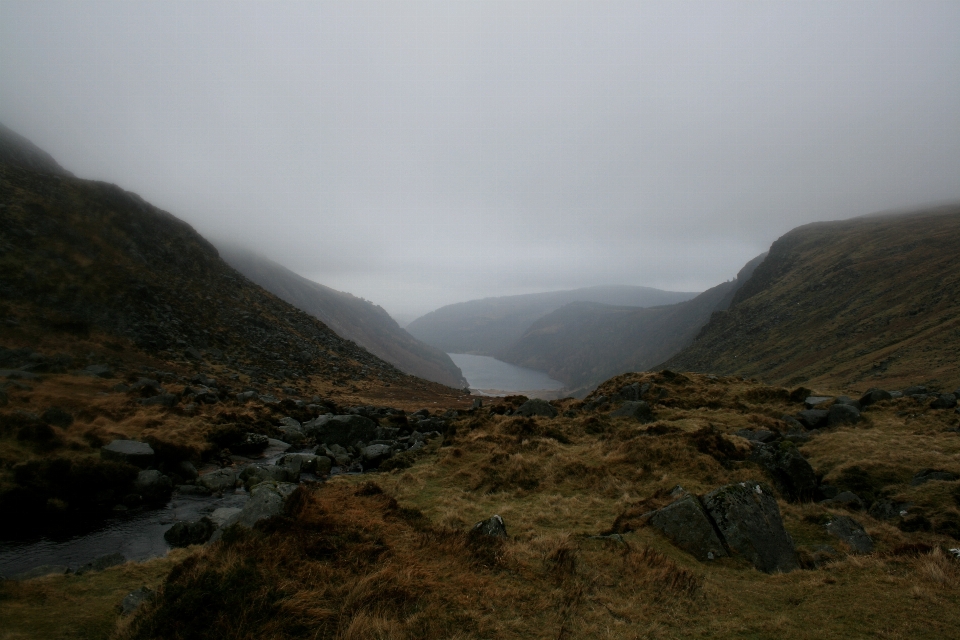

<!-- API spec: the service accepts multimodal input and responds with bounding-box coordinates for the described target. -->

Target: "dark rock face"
[609,400,654,423]
[859,388,892,407]
[797,410,828,429]
[133,470,173,502]
[471,515,507,538]
[302,414,379,447]
[702,481,798,574]
[749,444,818,502]
[825,516,874,554]
[515,399,558,418]
[648,494,727,561]
[826,404,860,428]
[931,394,958,409]
[164,517,216,548]
[100,440,155,468]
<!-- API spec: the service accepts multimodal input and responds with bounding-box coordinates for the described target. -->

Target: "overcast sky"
[2,1,959,322]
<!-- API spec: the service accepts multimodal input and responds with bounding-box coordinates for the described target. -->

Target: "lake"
[448,353,565,398]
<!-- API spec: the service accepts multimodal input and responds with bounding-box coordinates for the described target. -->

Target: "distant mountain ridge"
[406,285,699,357]
[497,254,767,394]
[662,206,960,391]
[218,247,467,389]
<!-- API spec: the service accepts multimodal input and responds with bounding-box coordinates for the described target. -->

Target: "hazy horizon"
[2,1,958,319]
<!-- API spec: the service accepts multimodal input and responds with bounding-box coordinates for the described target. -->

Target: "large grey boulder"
[516,399,558,418]
[931,394,958,409]
[196,467,238,493]
[703,481,798,573]
[134,470,173,502]
[100,440,154,468]
[609,400,654,423]
[216,481,298,533]
[648,494,727,561]
[361,443,394,468]
[302,414,378,447]
[471,515,507,538]
[827,404,860,428]
[748,443,818,502]
[239,463,298,490]
[825,516,874,554]
[164,517,216,547]
[797,410,828,429]
[210,507,243,527]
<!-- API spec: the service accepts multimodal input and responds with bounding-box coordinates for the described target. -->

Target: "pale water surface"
[448,353,564,395]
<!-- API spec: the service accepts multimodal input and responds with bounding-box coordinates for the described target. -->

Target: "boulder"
[214,481,298,535]
[76,552,125,575]
[749,444,818,502]
[210,507,243,527]
[780,415,805,431]
[702,481,798,573]
[819,491,865,511]
[100,440,155,468]
[178,461,199,481]
[302,414,379,447]
[515,399,557,418]
[930,394,958,409]
[140,393,178,408]
[648,494,728,561]
[471,514,507,538]
[903,385,927,396]
[825,516,874,554]
[164,517,217,547]
[119,587,155,616]
[40,407,73,428]
[614,383,643,402]
[239,463,298,490]
[834,396,862,411]
[804,396,833,409]
[609,400,654,423]
[196,467,238,493]
[583,395,609,412]
[361,443,394,469]
[826,404,860,428]
[859,388,892,408]
[134,470,173,502]
[911,469,958,486]
[233,433,270,455]
[472,398,483,409]
[797,410,828,429]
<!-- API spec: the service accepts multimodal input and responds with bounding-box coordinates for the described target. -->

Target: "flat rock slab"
[703,481,798,573]
[826,516,874,554]
[100,440,155,468]
[648,494,727,561]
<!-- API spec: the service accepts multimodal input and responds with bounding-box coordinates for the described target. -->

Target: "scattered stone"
[100,440,155,468]
[931,394,958,409]
[826,516,874,554]
[134,470,173,502]
[609,400,654,423]
[749,443,818,502]
[196,467,238,493]
[648,494,728,561]
[164,517,217,547]
[515,398,558,418]
[797,410,828,429]
[804,396,833,409]
[911,469,958,486]
[702,481,798,573]
[302,414,379,447]
[819,491,865,511]
[471,515,507,538]
[859,388,892,408]
[826,404,860,428]
[119,587,155,616]
[75,552,125,575]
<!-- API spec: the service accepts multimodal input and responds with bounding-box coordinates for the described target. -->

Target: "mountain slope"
[662,206,960,391]
[406,286,699,356]
[499,254,766,393]
[218,247,467,388]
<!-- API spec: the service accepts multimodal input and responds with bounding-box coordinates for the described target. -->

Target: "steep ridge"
[407,285,698,356]
[662,206,960,391]
[218,247,467,388]
[499,254,766,394]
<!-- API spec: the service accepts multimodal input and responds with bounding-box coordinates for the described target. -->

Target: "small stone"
[471,514,507,538]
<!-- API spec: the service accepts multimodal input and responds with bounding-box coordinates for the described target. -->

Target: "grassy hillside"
[219,247,467,389]
[663,206,960,392]
[406,286,698,356]
[499,254,766,394]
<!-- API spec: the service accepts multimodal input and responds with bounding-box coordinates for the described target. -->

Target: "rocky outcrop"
[515,398,558,418]
[647,494,727,561]
[825,516,874,554]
